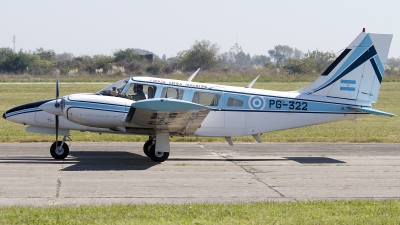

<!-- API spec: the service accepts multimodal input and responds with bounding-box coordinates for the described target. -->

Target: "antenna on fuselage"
[245,75,260,88]
[186,68,201,82]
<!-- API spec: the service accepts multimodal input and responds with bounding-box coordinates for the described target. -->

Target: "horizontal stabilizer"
[348,106,396,117]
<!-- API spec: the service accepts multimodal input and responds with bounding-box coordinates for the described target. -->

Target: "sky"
[1,0,399,59]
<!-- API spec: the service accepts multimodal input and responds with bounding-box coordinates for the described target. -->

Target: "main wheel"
[50,141,69,160]
[143,140,153,157]
[149,145,169,162]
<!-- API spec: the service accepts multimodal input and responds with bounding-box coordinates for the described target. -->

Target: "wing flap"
[125,99,211,135]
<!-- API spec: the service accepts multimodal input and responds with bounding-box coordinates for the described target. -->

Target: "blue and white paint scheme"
[2,30,395,162]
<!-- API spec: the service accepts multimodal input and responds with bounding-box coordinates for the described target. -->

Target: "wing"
[125,98,211,136]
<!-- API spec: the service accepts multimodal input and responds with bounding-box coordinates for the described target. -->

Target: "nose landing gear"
[50,136,70,160]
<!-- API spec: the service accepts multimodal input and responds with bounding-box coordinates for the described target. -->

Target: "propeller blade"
[55,115,59,144]
[55,71,60,108]
[56,71,59,100]
[55,71,60,147]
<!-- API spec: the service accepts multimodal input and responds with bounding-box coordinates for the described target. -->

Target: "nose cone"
[3,99,52,123]
[39,99,63,116]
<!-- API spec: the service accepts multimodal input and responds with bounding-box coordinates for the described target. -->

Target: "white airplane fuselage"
[4,78,368,138]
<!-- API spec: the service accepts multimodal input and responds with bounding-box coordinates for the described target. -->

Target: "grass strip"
[1,200,399,224]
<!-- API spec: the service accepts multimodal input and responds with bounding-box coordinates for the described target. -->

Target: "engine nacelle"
[61,94,132,128]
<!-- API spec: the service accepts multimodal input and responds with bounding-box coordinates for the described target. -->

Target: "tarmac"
[0,142,399,206]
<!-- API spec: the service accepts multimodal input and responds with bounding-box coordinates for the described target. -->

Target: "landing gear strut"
[50,136,70,160]
[143,135,170,162]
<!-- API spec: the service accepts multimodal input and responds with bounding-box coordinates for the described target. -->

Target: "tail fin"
[299,31,392,103]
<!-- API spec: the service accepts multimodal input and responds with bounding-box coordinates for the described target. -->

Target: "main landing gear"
[143,135,170,162]
[48,134,170,162]
[50,136,70,160]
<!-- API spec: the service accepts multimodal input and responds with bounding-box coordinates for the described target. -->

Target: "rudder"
[299,31,392,103]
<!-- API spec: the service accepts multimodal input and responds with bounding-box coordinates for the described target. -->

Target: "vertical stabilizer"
[299,31,392,103]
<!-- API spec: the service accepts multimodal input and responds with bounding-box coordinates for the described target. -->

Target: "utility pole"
[12,35,16,52]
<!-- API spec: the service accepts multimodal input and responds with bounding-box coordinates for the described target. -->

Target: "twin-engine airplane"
[3,30,396,162]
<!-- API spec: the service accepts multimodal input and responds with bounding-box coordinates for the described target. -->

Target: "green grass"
[1,200,399,224]
[1,82,400,143]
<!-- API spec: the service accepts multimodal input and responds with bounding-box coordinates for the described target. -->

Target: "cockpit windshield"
[97,78,129,96]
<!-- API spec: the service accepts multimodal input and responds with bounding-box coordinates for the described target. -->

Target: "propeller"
[55,71,60,145]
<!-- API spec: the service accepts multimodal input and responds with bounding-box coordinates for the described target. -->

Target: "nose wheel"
[50,141,69,159]
[50,135,70,160]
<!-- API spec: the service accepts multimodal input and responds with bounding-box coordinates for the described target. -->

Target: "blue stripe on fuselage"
[65,96,362,115]
[213,108,365,114]
[65,100,128,113]
[130,78,370,116]
[142,80,364,106]
[139,80,369,113]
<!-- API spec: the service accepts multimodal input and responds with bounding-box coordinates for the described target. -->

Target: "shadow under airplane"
[0,151,159,171]
[63,151,160,171]
[0,150,346,171]
[167,157,346,164]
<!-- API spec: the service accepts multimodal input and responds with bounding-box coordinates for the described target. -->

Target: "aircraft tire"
[50,141,69,160]
[143,140,152,157]
[149,145,169,162]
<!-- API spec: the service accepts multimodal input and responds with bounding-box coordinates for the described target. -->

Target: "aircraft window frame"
[161,87,184,100]
[192,91,221,106]
[227,97,244,107]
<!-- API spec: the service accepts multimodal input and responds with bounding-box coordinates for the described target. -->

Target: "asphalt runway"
[0,142,399,206]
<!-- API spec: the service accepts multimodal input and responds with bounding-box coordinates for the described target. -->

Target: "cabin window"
[227,97,243,107]
[97,78,129,96]
[192,91,221,106]
[124,83,157,100]
[161,87,184,100]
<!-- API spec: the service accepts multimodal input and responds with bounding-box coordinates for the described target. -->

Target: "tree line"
[1,40,400,76]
